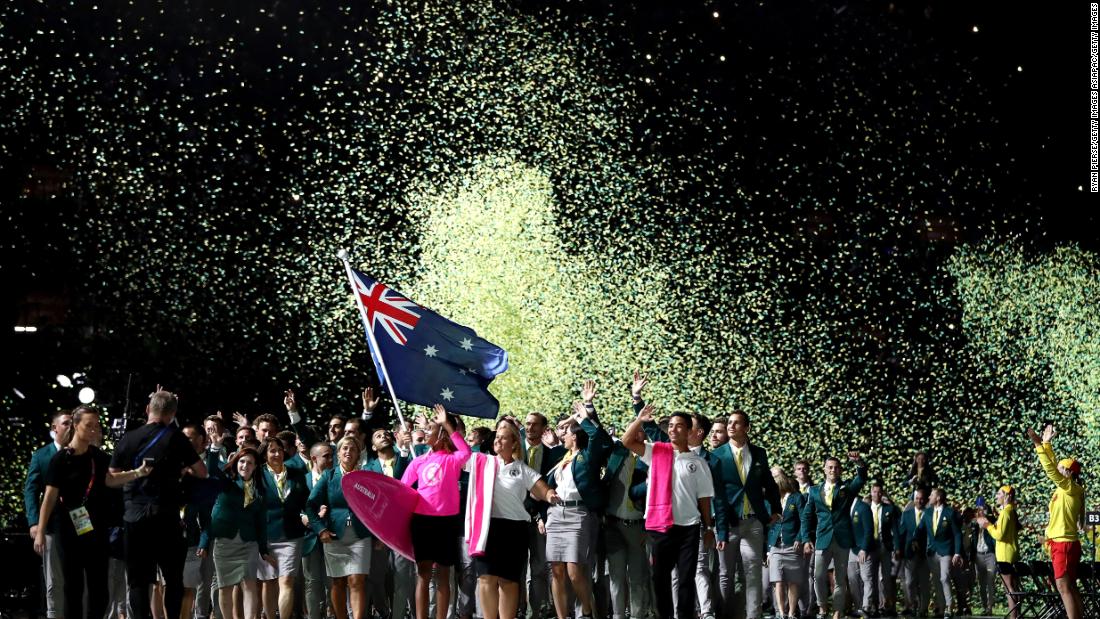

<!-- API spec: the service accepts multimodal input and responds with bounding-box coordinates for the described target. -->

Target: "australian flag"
[346,269,508,419]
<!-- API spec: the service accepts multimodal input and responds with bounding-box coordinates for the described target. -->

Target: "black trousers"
[125,513,187,619]
[60,529,109,619]
[650,524,700,619]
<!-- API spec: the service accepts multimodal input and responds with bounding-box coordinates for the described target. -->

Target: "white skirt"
[214,536,259,588]
[323,526,371,578]
[257,539,303,580]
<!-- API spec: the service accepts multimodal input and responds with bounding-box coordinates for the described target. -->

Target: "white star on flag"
[458,368,468,375]
[440,387,455,401]
[459,338,473,351]
[424,344,438,357]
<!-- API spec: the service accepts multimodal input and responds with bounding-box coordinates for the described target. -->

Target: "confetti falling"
[0,0,1094,549]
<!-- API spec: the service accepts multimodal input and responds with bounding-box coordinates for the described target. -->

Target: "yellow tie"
[528,445,538,468]
[873,504,880,540]
[243,479,255,507]
[824,483,834,508]
[734,448,750,515]
[560,450,575,470]
[381,458,395,478]
[933,508,940,535]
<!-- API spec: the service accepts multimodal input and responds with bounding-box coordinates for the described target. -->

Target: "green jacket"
[546,416,612,512]
[798,461,868,550]
[208,456,269,555]
[306,466,371,539]
[895,505,928,559]
[921,505,962,557]
[258,465,309,542]
[768,493,806,548]
[712,441,782,529]
[852,501,900,553]
[23,442,60,531]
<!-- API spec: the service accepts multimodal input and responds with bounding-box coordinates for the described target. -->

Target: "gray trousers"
[853,549,880,611]
[524,522,551,619]
[847,551,863,612]
[718,518,765,619]
[392,553,417,619]
[798,548,816,617]
[928,554,952,613]
[973,551,996,613]
[197,552,215,619]
[302,548,328,619]
[812,541,849,615]
[44,533,65,619]
[904,556,930,615]
[672,527,716,617]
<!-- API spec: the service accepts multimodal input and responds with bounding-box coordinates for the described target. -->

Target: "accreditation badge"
[68,506,94,536]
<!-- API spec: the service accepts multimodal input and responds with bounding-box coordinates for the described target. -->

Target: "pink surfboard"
[342,470,421,561]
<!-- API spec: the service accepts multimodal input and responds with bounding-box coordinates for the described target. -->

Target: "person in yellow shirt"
[1027,424,1084,619]
[976,485,1020,619]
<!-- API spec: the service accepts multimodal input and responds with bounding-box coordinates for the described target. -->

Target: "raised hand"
[1026,427,1043,446]
[631,370,648,399]
[232,411,249,429]
[1042,423,1056,444]
[637,403,656,423]
[571,401,589,422]
[847,450,862,461]
[581,379,597,404]
[363,387,380,412]
[284,389,297,412]
[433,404,450,426]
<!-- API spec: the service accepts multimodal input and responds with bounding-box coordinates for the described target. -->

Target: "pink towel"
[464,452,497,557]
[645,442,675,533]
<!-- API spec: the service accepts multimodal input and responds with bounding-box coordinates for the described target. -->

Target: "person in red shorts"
[1027,424,1084,619]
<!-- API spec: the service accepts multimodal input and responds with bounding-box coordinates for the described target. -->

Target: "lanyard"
[133,425,172,468]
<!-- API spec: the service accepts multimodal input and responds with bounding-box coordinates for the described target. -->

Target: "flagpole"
[338,249,409,433]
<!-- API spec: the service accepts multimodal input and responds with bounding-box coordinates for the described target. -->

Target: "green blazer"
[306,466,371,539]
[798,461,868,550]
[523,440,566,520]
[258,465,309,542]
[768,493,806,548]
[23,442,59,530]
[712,441,782,529]
[895,506,928,559]
[852,501,900,553]
[363,451,412,480]
[208,456,269,556]
[921,505,962,557]
[301,469,324,556]
[546,417,612,512]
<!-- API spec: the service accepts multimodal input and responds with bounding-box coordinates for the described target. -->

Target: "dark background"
[0,0,1095,526]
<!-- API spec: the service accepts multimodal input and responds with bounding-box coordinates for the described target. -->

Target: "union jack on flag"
[352,276,422,346]
[343,268,508,419]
